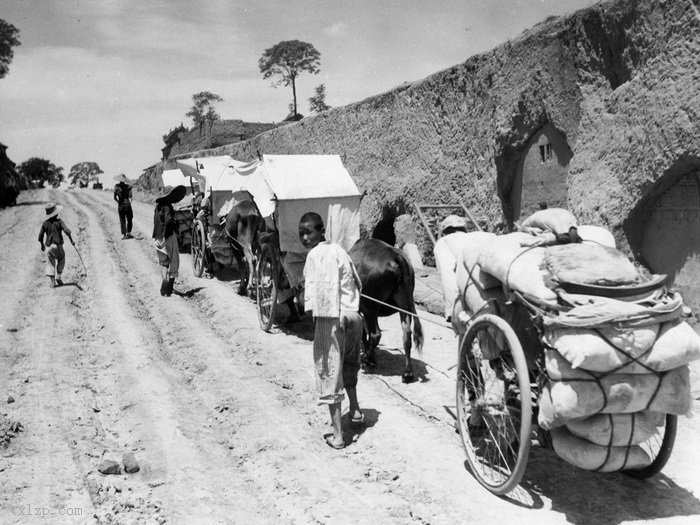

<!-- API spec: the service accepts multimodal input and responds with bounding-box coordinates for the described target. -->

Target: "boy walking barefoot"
[38,203,76,288]
[300,212,364,449]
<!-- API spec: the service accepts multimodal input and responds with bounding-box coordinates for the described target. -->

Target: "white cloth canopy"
[161,168,190,189]
[174,154,362,253]
[240,155,362,252]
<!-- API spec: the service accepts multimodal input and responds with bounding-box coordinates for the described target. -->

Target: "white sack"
[538,350,692,428]
[520,208,578,235]
[546,318,700,373]
[477,232,556,301]
[565,411,665,446]
[551,427,652,472]
[577,225,616,248]
[545,323,659,373]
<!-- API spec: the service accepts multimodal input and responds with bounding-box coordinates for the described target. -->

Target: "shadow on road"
[15,200,49,207]
[173,286,205,298]
[57,281,83,291]
[341,407,379,447]
[361,344,430,383]
[491,446,700,523]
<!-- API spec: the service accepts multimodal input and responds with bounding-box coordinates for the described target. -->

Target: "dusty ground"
[1,188,700,525]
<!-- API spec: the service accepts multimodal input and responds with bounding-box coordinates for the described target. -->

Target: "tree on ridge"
[186,91,223,126]
[259,40,321,119]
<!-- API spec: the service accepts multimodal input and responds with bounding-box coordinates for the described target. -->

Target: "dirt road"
[1,188,700,525]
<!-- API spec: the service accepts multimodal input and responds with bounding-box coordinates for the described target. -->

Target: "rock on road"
[1,189,700,525]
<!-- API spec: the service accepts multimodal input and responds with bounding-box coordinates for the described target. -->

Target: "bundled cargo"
[538,349,692,429]
[550,427,653,472]
[564,411,665,447]
[477,232,556,301]
[545,243,641,287]
[545,318,700,374]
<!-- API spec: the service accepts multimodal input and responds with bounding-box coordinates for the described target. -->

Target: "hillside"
[165,119,278,160]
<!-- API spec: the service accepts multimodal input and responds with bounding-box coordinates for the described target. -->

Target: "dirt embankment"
[1,189,700,524]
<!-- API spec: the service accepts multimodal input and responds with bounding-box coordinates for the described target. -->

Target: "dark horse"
[223,195,265,296]
[349,238,424,383]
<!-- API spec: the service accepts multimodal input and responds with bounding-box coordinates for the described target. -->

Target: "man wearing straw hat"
[113,173,133,239]
[152,185,185,296]
[37,202,76,288]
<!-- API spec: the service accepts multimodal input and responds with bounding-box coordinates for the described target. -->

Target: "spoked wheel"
[624,414,677,479]
[456,313,533,495]
[256,244,278,332]
[191,220,206,278]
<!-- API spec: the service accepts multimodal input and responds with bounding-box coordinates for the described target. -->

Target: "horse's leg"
[399,312,415,383]
[230,241,248,295]
[363,310,380,367]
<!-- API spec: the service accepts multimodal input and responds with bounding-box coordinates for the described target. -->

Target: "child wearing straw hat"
[37,202,76,288]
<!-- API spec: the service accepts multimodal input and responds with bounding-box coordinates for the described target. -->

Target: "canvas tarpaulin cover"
[175,156,249,217]
[242,155,361,253]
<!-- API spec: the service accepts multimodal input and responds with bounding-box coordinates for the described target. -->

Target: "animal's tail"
[412,314,424,354]
[396,248,424,355]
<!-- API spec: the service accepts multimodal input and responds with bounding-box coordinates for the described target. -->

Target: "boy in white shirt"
[300,212,363,449]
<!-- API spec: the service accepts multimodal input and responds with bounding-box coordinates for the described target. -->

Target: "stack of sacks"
[538,313,700,471]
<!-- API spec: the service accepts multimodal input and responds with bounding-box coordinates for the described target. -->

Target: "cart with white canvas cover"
[232,154,362,331]
[175,155,250,277]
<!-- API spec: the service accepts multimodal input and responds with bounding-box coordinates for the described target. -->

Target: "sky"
[0,0,600,183]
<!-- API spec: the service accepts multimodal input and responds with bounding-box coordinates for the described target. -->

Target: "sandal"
[324,434,345,449]
[350,411,365,424]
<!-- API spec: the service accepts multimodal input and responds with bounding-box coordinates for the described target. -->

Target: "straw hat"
[114,173,128,183]
[439,215,467,235]
[155,185,186,204]
[45,202,63,219]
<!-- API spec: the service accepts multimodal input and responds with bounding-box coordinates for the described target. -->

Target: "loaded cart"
[236,155,362,331]
[176,156,251,278]
[423,207,698,495]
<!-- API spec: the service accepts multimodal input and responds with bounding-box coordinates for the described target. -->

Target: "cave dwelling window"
[539,143,553,163]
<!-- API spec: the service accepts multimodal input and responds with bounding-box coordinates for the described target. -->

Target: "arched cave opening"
[624,155,700,325]
[495,113,572,228]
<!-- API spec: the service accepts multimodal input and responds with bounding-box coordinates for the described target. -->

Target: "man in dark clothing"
[38,202,76,288]
[114,173,133,239]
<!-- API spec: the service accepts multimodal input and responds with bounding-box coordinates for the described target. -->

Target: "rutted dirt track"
[1,189,700,525]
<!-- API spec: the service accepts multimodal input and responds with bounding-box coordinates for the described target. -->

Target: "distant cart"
[175,156,250,277]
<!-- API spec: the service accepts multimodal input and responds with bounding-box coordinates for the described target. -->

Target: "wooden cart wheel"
[456,313,533,495]
[191,220,206,278]
[256,243,278,332]
[623,413,677,479]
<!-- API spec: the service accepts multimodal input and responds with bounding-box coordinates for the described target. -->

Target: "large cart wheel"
[256,244,278,332]
[624,414,677,479]
[456,313,533,495]
[191,220,207,278]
